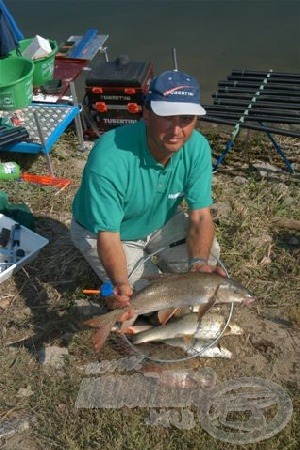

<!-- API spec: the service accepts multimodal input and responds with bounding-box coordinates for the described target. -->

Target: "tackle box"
[0,214,49,283]
[83,54,153,135]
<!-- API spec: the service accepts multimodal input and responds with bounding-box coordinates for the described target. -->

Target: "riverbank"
[0,125,299,449]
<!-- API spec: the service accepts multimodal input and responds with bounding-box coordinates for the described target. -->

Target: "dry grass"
[0,124,299,449]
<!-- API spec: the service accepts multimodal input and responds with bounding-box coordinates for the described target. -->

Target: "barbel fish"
[132,312,244,344]
[164,338,233,358]
[84,272,255,352]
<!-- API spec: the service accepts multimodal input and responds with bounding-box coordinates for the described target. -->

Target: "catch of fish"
[132,311,244,344]
[84,272,255,355]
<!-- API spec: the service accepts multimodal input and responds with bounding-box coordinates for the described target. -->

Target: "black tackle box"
[83,54,153,136]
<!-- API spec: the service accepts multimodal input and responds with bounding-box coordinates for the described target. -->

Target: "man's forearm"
[97,231,134,310]
[97,231,129,286]
[186,210,215,261]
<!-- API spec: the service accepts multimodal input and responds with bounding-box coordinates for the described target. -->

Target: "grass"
[0,124,299,449]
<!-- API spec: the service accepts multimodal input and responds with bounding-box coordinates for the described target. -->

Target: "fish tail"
[83,310,120,352]
[92,324,113,353]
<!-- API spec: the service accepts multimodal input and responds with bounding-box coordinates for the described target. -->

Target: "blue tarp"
[0,0,24,57]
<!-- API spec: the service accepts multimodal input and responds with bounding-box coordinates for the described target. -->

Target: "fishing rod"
[212,92,300,104]
[204,111,300,125]
[217,87,300,97]
[227,74,300,85]
[212,98,300,110]
[205,68,299,171]
[206,105,300,119]
[218,80,300,92]
[200,115,300,139]
[231,69,300,79]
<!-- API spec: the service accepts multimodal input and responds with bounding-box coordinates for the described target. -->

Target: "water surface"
[5,0,300,103]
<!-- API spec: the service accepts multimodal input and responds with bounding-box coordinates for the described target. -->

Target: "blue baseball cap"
[145,70,206,116]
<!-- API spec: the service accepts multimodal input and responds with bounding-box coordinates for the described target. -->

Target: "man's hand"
[104,282,135,322]
[188,262,227,277]
[104,282,133,309]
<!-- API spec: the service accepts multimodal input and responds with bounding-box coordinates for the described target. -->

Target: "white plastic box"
[21,34,52,60]
[0,214,49,283]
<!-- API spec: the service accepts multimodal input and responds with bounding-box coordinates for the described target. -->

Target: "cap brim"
[150,101,206,116]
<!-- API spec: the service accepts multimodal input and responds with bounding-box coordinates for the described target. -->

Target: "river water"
[5,0,300,104]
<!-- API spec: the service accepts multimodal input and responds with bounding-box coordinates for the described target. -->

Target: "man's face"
[143,108,197,163]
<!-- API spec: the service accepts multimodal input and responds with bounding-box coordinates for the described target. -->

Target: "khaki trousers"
[70,211,220,289]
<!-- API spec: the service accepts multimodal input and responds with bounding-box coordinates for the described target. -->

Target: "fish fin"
[182,335,194,343]
[157,308,178,325]
[122,324,153,335]
[83,309,119,328]
[141,273,178,280]
[139,273,179,285]
[92,324,112,353]
[120,327,135,335]
[197,286,219,322]
[116,314,139,334]
[173,307,191,317]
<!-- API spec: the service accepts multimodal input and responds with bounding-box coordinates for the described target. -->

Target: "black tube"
[205,105,299,118]
[218,80,299,91]
[0,125,10,132]
[231,69,300,79]
[216,87,300,97]
[0,127,29,147]
[227,75,300,84]
[204,112,300,124]
[213,98,300,110]
[199,116,300,138]
[212,92,300,104]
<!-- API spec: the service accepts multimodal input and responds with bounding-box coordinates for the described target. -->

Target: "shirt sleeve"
[73,168,125,233]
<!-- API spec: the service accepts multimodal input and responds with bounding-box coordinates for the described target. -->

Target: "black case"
[83,54,153,135]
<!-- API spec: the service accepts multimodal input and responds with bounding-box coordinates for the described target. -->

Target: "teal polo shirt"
[72,120,212,240]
